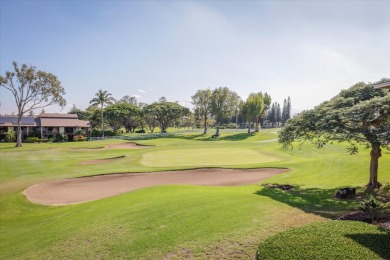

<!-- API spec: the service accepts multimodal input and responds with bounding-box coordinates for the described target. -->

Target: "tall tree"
[260,92,272,128]
[85,106,102,129]
[240,100,253,134]
[210,87,240,136]
[119,95,138,106]
[89,89,115,137]
[282,98,288,124]
[0,61,66,147]
[68,105,88,120]
[268,103,277,127]
[286,96,291,121]
[252,93,265,132]
[105,103,142,132]
[279,81,390,188]
[191,89,212,134]
[143,101,190,133]
[276,102,282,125]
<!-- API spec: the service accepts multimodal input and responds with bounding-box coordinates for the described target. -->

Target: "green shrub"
[54,133,67,142]
[257,221,390,259]
[90,129,120,137]
[381,182,390,197]
[27,137,39,143]
[359,194,389,221]
[226,123,237,129]
[5,131,16,142]
[38,139,48,143]
[73,135,87,142]
[74,129,85,135]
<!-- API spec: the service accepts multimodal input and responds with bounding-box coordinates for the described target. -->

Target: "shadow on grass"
[170,132,254,142]
[218,133,254,141]
[255,186,356,219]
[346,233,390,259]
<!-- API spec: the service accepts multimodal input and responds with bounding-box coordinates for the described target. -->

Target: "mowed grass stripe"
[141,147,279,167]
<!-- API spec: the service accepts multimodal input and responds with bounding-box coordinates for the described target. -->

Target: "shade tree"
[105,102,142,132]
[119,95,138,106]
[192,89,212,134]
[210,87,241,136]
[279,80,390,188]
[143,100,190,133]
[0,61,66,147]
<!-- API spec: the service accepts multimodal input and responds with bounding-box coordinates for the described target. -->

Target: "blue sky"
[1,0,389,115]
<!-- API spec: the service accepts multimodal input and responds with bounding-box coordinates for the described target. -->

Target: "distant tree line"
[265,97,291,128]
[71,87,292,137]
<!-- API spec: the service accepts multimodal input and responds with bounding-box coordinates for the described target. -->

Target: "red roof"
[0,114,90,128]
[39,113,78,119]
[39,118,91,127]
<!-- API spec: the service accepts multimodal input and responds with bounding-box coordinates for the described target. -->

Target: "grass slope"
[0,131,389,259]
[257,221,390,259]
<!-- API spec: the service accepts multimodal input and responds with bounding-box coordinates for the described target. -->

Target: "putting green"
[141,147,279,167]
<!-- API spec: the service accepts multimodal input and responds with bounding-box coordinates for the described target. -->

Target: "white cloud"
[137,89,146,93]
[133,94,142,98]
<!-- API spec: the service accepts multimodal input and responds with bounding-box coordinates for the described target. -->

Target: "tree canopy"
[279,81,390,187]
[143,101,190,133]
[248,93,265,132]
[210,87,241,135]
[105,102,141,132]
[89,89,115,137]
[192,89,212,134]
[0,61,66,147]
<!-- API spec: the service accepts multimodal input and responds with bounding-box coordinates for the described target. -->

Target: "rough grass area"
[0,131,389,259]
[256,221,390,259]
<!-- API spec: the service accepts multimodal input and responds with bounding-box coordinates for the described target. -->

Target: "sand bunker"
[71,142,152,151]
[24,168,288,205]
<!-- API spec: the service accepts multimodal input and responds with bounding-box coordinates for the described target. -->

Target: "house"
[0,113,91,141]
[373,80,390,90]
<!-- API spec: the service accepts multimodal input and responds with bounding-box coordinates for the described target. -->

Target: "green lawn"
[0,131,389,259]
[141,147,280,167]
[257,221,390,259]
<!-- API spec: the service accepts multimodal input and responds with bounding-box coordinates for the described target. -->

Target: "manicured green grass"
[0,131,389,259]
[141,147,279,167]
[256,221,390,259]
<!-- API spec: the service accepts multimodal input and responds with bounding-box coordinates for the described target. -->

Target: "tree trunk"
[255,117,259,132]
[216,122,220,136]
[367,144,382,188]
[16,114,23,147]
[203,114,208,135]
[101,107,104,138]
[247,121,251,134]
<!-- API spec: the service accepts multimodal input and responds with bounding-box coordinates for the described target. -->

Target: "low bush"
[381,182,390,197]
[27,137,39,143]
[359,194,390,221]
[38,139,48,143]
[256,221,390,259]
[5,131,16,142]
[54,133,67,142]
[90,129,118,137]
[73,135,87,142]
[226,123,237,129]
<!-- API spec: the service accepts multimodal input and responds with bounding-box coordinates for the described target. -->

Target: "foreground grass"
[257,221,390,259]
[0,131,389,259]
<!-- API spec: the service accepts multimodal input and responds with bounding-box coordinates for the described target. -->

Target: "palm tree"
[89,89,115,137]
